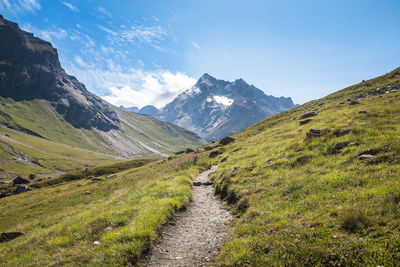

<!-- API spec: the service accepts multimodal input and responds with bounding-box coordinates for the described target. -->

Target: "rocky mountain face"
[0,15,119,131]
[152,74,296,141]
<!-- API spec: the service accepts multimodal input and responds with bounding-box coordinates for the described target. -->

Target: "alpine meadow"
[0,1,400,266]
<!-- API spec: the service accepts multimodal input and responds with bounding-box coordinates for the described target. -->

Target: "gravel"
[141,166,232,267]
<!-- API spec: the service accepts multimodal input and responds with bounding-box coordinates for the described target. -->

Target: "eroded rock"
[0,232,24,243]
[219,137,235,146]
[299,119,313,125]
[299,111,318,119]
[12,176,30,185]
[15,185,33,194]
[335,141,351,150]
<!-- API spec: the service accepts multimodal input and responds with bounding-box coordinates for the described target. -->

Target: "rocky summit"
[155,73,296,141]
[0,15,119,131]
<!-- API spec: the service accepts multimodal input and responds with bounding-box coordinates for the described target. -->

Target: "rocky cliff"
[0,15,119,131]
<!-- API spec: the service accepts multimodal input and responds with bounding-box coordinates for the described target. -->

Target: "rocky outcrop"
[12,176,30,185]
[15,185,33,194]
[219,137,235,146]
[0,232,24,243]
[0,15,120,131]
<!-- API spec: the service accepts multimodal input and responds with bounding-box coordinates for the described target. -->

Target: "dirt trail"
[141,166,232,267]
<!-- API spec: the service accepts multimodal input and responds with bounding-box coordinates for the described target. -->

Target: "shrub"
[340,209,371,233]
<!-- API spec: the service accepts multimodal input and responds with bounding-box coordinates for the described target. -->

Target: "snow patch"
[213,95,234,106]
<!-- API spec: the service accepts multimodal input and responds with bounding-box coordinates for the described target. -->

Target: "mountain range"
[0,15,203,179]
[123,74,296,141]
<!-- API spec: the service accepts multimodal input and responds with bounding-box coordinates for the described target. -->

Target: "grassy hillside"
[204,67,400,266]
[0,153,210,265]
[0,98,204,182]
[0,67,399,266]
[0,124,118,179]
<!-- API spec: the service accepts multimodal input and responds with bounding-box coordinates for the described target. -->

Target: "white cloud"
[102,70,196,108]
[21,24,68,42]
[97,25,117,36]
[74,55,87,68]
[84,34,95,47]
[62,1,78,12]
[121,25,166,44]
[95,23,168,52]
[100,45,114,54]
[192,41,201,50]
[98,6,112,17]
[0,0,41,14]
[67,64,196,108]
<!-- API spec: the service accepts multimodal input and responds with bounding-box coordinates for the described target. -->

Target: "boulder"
[209,151,221,158]
[185,148,194,153]
[0,232,24,243]
[219,137,235,146]
[299,119,313,125]
[359,154,377,159]
[174,150,185,155]
[204,146,214,151]
[12,176,30,185]
[333,128,351,137]
[91,178,104,182]
[358,110,367,114]
[15,185,33,194]
[299,111,318,119]
[305,129,330,139]
[349,100,360,105]
[193,181,202,186]
[335,141,351,150]
[201,181,213,186]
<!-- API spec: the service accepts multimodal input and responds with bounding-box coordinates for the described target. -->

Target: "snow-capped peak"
[213,95,234,106]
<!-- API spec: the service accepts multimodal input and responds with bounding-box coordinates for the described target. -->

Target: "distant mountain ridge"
[120,105,160,116]
[124,73,296,141]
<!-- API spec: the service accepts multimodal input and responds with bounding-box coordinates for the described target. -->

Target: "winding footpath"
[141,166,232,267]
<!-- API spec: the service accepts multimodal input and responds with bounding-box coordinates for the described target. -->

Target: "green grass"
[0,98,203,181]
[0,153,210,266]
[1,67,400,266]
[197,67,400,266]
[0,125,119,179]
[30,158,156,188]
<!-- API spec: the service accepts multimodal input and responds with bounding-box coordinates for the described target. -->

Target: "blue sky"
[1,0,400,108]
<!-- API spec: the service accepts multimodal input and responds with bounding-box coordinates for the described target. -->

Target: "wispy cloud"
[0,0,41,14]
[97,25,117,36]
[22,23,68,42]
[120,25,166,45]
[95,22,169,53]
[98,6,112,17]
[192,41,201,50]
[62,1,78,12]
[84,34,95,47]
